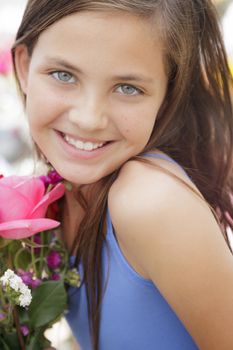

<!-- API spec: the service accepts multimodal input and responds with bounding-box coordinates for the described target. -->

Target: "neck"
[61,182,99,253]
[62,177,107,254]
[62,187,85,253]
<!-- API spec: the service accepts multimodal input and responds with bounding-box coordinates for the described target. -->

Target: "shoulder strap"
[142,153,191,180]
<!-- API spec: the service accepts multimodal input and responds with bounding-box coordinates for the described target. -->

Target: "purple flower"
[31,278,42,289]
[51,272,60,281]
[33,234,41,245]
[20,325,29,337]
[39,170,63,187]
[48,170,63,185]
[18,271,33,286]
[46,250,62,269]
[17,270,41,289]
[39,175,51,187]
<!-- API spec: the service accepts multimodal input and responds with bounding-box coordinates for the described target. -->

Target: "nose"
[68,92,108,131]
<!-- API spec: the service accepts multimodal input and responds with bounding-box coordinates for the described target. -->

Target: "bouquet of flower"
[0,172,80,350]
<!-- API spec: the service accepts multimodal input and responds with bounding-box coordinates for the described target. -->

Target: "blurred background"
[0,0,32,176]
[0,0,232,348]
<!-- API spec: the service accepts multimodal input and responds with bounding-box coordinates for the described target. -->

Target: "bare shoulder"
[108,153,205,234]
[108,156,233,350]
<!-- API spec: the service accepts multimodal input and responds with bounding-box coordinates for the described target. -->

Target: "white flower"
[0,269,15,286]
[9,274,23,292]
[18,289,32,307]
[0,269,32,308]
[1,269,23,292]
[19,283,28,294]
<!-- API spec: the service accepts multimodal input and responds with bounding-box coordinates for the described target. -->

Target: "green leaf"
[18,306,30,324]
[0,331,21,350]
[28,281,67,328]
[0,336,11,350]
[27,329,51,350]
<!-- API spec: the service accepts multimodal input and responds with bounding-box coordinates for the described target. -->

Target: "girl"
[12,0,233,349]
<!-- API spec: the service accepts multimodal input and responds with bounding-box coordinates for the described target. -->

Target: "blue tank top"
[65,153,199,349]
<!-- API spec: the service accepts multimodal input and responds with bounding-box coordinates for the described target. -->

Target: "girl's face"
[16,11,168,185]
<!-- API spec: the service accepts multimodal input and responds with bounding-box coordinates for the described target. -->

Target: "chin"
[51,160,118,186]
[61,172,104,187]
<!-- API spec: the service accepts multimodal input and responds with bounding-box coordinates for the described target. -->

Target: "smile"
[62,133,107,151]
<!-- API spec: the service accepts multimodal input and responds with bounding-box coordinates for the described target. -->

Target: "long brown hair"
[12,1,233,348]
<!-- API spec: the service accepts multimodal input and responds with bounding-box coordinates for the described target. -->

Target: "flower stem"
[0,284,7,308]
[30,237,38,277]
[13,307,26,350]
[5,302,13,328]
[38,232,45,278]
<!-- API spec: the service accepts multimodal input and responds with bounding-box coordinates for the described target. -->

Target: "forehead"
[30,11,166,80]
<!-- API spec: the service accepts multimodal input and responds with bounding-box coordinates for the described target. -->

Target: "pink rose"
[0,175,65,239]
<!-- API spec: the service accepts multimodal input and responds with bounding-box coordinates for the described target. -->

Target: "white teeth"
[64,134,104,151]
[83,142,94,151]
[76,141,84,150]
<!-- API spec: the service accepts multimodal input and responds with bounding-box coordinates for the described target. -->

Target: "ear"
[14,45,31,94]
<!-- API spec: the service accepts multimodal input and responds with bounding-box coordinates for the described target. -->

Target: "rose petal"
[0,218,61,239]
[0,175,32,187]
[13,177,45,208]
[0,176,45,208]
[0,184,31,221]
[30,183,65,219]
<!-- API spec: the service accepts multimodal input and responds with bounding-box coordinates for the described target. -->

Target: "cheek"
[26,88,58,128]
[117,105,157,141]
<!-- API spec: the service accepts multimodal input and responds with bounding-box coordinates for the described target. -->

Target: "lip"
[56,130,114,160]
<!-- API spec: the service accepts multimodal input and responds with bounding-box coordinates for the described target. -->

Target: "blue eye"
[51,71,76,83]
[116,84,142,96]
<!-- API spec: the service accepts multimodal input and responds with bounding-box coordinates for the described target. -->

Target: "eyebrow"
[44,56,154,84]
[111,74,154,84]
[44,57,83,74]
